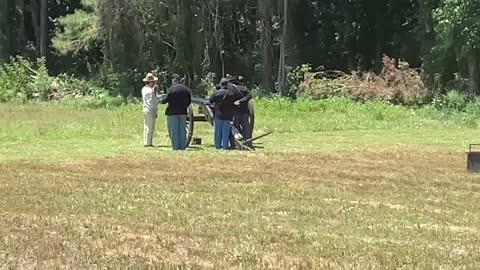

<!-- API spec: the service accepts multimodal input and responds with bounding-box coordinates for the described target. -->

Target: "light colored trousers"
[144,112,157,146]
[167,115,188,150]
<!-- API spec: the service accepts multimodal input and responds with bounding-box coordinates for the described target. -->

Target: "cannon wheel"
[186,105,194,147]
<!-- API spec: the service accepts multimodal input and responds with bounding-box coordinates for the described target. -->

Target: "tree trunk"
[191,3,205,91]
[259,0,275,93]
[40,0,48,58]
[277,0,288,96]
[286,0,300,68]
[15,0,27,54]
[468,53,480,94]
[29,0,41,54]
[181,0,194,84]
[173,0,194,80]
[0,0,9,62]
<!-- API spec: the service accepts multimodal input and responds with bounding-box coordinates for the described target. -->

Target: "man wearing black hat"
[230,76,253,145]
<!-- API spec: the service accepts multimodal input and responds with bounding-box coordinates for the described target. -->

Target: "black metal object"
[467,144,480,172]
[192,137,202,145]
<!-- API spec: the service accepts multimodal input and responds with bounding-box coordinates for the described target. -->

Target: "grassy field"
[1,99,480,269]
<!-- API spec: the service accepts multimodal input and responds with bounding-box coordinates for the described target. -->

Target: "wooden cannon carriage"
[185,97,271,150]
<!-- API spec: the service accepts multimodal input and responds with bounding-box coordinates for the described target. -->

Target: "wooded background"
[0,0,478,96]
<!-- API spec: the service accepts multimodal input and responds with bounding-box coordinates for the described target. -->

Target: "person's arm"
[142,91,147,106]
[187,92,192,106]
[238,88,252,103]
[209,91,218,104]
[160,90,170,104]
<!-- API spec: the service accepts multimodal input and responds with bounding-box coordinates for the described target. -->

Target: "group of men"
[209,76,252,149]
[142,73,191,150]
[141,72,253,150]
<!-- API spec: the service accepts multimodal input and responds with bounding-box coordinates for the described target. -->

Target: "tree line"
[0,0,478,96]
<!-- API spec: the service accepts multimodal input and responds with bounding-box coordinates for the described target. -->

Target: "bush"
[60,95,128,109]
[50,73,108,99]
[0,56,38,102]
[31,58,54,101]
[297,56,430,105]
[287,64,313,95]
[0,57,125,106]
[95,63,121,94]
[431,90,470,112]
[426,90,480,128]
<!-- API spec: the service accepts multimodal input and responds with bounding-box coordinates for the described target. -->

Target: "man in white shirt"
[141,73,159,147]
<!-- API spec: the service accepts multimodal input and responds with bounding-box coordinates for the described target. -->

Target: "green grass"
[0,98,476,161]
[1,98,480,268]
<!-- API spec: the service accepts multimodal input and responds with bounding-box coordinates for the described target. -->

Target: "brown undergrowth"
[298,56,429,105]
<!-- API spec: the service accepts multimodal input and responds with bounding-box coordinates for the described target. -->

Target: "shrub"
[60,95,127,109]
[297,56,430,105]
[50,73,108,100]
[31,58,54,101]
[0,57,88,102]
[287,64,313,95]
[0,56,38,102]
[431,90,472,112]
[96,63,121,94]
[0,57,123,106]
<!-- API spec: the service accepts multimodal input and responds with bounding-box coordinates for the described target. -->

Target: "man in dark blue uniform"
[209,78,242,149]
[229,76,253,146]
[161,75,192,150]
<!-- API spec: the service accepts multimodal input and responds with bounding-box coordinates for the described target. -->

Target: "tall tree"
[15,0,28,55]
[434,0,480,94]
[0,0,9,62]
[258,0,275,93]
[277,0,288,96]
[40,0,48,58]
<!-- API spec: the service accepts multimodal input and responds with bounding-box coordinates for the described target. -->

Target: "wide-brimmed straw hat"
[143,73,158,82]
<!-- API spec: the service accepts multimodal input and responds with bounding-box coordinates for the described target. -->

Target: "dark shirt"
[209,87,242,121]
[230,84,252,114]
[161,83,192,115]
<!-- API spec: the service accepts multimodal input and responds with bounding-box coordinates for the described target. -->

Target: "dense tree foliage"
[0,0,477,97]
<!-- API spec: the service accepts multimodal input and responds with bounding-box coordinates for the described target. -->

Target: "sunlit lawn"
[1,101,479,268]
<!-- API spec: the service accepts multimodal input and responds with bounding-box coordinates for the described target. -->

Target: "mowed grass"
[1,99,480,269]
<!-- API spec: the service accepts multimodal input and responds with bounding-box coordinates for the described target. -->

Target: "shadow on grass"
[187,146,204,151]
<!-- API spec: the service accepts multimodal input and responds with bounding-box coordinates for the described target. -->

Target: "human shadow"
[153,145,172,149]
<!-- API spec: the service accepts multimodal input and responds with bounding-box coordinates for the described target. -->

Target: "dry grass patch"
[1,148,480,268]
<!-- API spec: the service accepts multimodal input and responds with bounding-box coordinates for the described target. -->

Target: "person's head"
[220,78,229,88]
[228,75,241,85]
[238,75,245,85]
[171,74,181,85]
[143,73,158,87]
